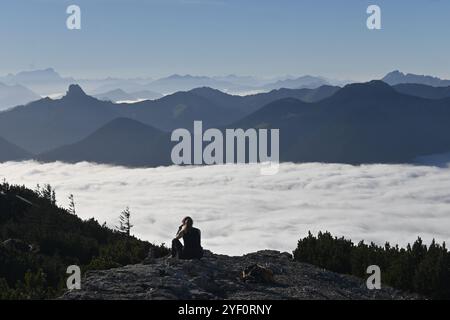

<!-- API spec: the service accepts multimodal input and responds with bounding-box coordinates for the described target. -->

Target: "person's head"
[182,216,193,229]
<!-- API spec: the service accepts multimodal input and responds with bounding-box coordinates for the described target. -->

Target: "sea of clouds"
[1,161,450,255]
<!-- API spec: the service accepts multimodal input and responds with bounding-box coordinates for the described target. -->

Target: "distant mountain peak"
[382,70,450,87]
[334,80,396,100]
[190,86,224,94]
[15,67,61,78]
[161,74,211,82]
[65,84,88,98]
[166,74,194,80]
[347,80,392,89]
[387,70,403,76]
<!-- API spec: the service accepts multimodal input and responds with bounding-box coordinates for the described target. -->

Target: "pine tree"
[68,194,76,215]
[39,184,56,205]
[117,207,133,236]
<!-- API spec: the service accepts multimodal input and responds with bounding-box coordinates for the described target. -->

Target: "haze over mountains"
[262,75,331,91]
[2,69,450,167]
[0,68,74,96]
[3,67,450,100]
[94,88,163,103]
[0,68,350,98]
[382,70,450,87]
[0,82,40,111]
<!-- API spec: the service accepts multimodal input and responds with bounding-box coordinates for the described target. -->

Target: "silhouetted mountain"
[0,136,31,162]
[212,74,265,87]
[147,74,241,94]
[0,82,40,111]
[262,75,330,90]
[1,68,67,84]
[383,70,450,87]
[120,90,242,131]
[94,89,135,102]
[14,81,450,166]
[233,80,450,164]
[329,80,397,101]
[0,68,74,96]
[38,118,171,167]
[393,83,450,99]
[95,88,163,102]
[122,86,340,132]
[260,86,341,103]
[15,80,450,167]
[189,85,340,115]
[0,84,120,154]
[2,84,293,153]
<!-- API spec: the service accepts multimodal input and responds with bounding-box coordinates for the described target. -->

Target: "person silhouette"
[171,216,203,259]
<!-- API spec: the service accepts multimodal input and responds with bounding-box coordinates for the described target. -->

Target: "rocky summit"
[61,250,418,300]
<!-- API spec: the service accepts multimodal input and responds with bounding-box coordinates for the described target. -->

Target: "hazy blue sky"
[0,0,449,80]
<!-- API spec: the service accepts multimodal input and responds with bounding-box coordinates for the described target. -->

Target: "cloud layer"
[1,161,450,255]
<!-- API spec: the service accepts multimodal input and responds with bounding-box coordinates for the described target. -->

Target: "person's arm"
[174,224,187,240]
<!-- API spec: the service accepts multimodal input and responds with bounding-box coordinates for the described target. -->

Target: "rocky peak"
[64,84,88,99]
[61,250,418,300]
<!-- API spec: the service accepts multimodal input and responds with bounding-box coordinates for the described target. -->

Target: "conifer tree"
[68,194,76,215]
[117,207,133,236]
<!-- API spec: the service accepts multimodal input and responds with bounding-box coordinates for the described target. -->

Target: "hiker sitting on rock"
[172,216,203,259]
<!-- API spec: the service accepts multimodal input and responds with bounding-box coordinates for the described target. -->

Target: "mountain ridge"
[382,70,450,87]
[38,118,171,167]
[231,80,450,164]
[0,82,41,111]
[4,81,450,166]
[0,136,31,162]
[393,83,450,99]
[0,83,339,154]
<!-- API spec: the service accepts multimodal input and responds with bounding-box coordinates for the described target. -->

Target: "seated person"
[171,216,203,259]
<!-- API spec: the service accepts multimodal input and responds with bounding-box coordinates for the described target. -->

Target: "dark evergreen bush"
[293,231,450,299]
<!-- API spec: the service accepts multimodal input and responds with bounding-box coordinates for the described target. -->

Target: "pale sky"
[1,0,449,80]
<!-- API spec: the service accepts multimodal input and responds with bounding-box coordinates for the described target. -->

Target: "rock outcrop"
[61,250,418,300]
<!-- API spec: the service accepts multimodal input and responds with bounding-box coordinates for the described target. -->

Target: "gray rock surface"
[61,250,418,300]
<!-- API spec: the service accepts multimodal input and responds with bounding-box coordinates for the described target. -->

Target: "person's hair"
[182,216,193,228]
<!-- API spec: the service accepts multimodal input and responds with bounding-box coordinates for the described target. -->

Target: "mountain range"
[0,68,348,97]
[4,68,450,99]
[0,68,74,96]
[2,74,450,166]
[234,81,450,164]
[94,88,163,102]
[0,84,339,154]
[0,85,120,154]
[262,75,331,90]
